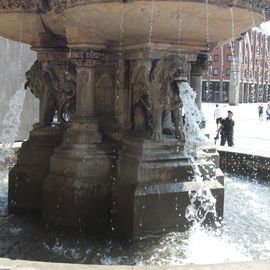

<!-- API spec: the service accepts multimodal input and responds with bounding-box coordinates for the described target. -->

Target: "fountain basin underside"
[0,1,263,51]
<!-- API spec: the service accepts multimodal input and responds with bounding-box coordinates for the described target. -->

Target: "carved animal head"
[162,55,189,83]
[151,55,189,103]
[25,61,48,98]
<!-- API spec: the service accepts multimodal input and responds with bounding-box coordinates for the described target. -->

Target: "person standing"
[258,103,263,120]
[214,104,222,129]
[218,110,234,147]
[266,107,270,120]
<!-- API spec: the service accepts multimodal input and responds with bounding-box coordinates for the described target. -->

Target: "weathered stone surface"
[43,119,112,230]
[113,137,224,239]
[8,127,64,213]
[0,257,270,270]
[219,148,270,180]
[42,49,113,231]
[25,58,76,128]
[0,1,265,52]
[131,55,187,142]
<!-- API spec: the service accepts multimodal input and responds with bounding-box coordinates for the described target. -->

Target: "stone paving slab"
[0,259,270,270]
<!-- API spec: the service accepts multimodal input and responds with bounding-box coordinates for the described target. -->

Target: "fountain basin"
[0,1,266,51]
[1,0,269,239]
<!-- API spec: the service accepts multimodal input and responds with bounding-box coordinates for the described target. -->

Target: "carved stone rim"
[0,0,270,16]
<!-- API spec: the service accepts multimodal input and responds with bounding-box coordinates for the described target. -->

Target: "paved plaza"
[202,102,270,157]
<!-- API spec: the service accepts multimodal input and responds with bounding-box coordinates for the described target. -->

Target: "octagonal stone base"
[112,137,224,239]
[8,127,64,214]
[43,121,112,232]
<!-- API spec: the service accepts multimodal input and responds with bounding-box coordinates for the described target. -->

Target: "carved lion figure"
[131,54,189,142]
[25,60,76,129]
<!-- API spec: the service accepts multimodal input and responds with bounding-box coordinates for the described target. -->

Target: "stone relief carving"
[0,0,51,12]
[191,54,211,76]
[131,54,189,142]
[70,50,104,67]
[25,60,76,129]
[95,73,114,115]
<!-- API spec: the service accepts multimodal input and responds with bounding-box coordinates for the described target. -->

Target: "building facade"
[203,29,270,104]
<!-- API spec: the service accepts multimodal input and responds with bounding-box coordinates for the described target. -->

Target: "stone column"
[43,49,112,231]
[239,82,244,103]
[8,49,72,213]
[190,54,208,110]
[190,64,203,110]
[243,83,248,103]
[229,56,241,105]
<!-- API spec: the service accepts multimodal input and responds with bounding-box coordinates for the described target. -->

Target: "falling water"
[250,3,255,28]
[110,3,125,232]
[148,0,155,51]
[229,8,241,103]
[205,0,213,101]
[244,32,255,101]
[0,85,27,214]
[177,0,182,55]
[265,37,269,91]
[178,81,216,225]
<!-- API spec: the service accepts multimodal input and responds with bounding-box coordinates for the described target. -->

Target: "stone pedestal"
[113,137,224,239]
[43,117,112,231]
[43,50,112,231]
[8,127,63,213]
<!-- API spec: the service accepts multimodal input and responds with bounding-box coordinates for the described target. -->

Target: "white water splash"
[0,85,26,213]
[1,85,26,149]
[178,81,209,157]
[178,81,216,225]
[182,226,250,264]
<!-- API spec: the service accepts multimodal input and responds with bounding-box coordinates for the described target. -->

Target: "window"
[213,54,219,62]
[226,68,230,76]
[213,68,219,76]
[227,54,233,62]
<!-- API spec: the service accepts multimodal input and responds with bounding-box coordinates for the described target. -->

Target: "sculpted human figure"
[131,54,189,142]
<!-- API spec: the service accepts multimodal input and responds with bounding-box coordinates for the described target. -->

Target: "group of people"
[214,104,234,147]
[258,102,270,121]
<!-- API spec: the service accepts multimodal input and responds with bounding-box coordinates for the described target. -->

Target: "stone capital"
[191,54,211,76]
[70,49,104,67]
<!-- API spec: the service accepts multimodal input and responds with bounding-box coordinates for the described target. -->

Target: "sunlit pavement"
[202,102,270,157]
[0,258,270,270]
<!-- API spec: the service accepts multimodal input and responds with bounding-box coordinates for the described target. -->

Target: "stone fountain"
[1,0,268,239]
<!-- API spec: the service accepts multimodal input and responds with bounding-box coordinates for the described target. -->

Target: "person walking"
[218,110,234,147]
[214,104,222,129]
[266,107,270,120]
[258,103,263,120]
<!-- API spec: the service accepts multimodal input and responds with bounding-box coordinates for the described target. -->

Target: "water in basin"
[0,173,269,265]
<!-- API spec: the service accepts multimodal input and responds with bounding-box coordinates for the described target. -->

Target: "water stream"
[178,81,216,225]
[0,85,27,215]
